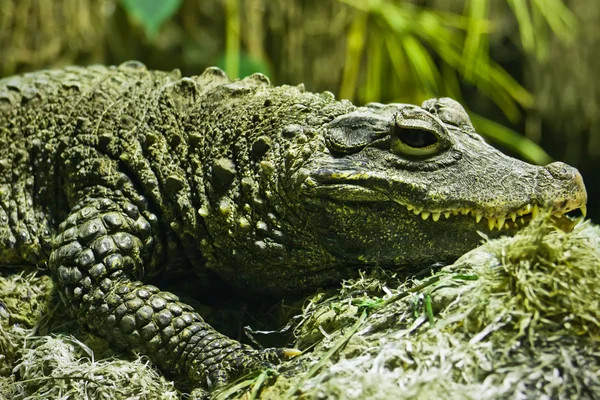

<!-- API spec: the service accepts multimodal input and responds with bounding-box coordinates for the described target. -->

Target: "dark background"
[1,0,597,220]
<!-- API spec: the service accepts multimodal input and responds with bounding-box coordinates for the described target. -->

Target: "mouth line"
[305,179,587,232]
[391,199,587,231]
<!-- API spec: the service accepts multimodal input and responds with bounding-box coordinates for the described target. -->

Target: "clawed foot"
[190,346,301,393]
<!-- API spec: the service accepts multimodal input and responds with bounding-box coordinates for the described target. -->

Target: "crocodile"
[0,62,587,390]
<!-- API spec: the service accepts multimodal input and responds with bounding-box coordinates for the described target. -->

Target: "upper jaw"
[393,198,586,232]
[297,137,588,232]
[300,169,587,232]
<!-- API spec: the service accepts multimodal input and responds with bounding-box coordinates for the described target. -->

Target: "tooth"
[413,208,422,215]
[461,208,469,215]
[509,212,517,222]
[581,205,587,217]
[421,211,430,220]
[488,217,496,231]
[525,204,532,214]
[444,211,451,219]
[532,204,539,219]
[475,213,483,223]
[497,215,505,230]
[452,210,459,215]
[432,212,441,221]
[406,204,413,211]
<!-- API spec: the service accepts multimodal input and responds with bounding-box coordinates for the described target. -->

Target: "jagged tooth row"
[405,203,541,231]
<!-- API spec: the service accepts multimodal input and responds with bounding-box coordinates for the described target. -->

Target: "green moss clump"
[0,268,53,377]
[3,215,600,399]
[9,336,179,400]
[260,216,600,399]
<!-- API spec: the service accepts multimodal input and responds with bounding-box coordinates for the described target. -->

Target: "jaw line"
[303,180,586,232]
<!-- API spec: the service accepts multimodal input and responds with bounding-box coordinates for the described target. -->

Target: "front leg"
[49,193,278,388]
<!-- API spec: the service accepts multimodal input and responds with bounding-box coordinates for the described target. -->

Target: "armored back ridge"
[0,62,587,390]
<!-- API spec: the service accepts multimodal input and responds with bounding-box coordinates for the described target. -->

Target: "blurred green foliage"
[117,0,575,165]
[0,0,580,166]
[120,0,183,40]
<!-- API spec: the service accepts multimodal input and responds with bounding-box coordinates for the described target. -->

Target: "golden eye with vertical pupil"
[325,106,451,157]
[391,128,441,157]
[390,109,449,157]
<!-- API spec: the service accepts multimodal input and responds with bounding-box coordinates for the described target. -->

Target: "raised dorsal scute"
[243,72,271,87]
[117,60,147,71]
[162,77,201,111]
[200,67,229,81]
[195,67,231,94]
[168,68,182,80]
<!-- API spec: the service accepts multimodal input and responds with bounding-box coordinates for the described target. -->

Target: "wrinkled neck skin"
[181,79,356,293]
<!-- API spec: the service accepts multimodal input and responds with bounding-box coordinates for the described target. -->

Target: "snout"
[541,162,587,216]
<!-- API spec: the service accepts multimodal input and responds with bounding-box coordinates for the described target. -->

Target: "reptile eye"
[390,109,448,157]
[397,129,438,148]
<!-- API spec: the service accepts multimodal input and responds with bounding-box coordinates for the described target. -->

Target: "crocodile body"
[0,62,587,389]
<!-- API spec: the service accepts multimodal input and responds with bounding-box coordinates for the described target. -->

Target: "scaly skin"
[0,62,587,389]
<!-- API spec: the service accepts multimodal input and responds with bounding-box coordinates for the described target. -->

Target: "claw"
[282,348,302,358]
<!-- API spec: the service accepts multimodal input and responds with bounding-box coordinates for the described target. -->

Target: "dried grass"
[2,215,599,399]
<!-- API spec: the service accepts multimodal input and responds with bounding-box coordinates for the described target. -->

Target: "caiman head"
[293,97,587,271]
[197,81,586,293]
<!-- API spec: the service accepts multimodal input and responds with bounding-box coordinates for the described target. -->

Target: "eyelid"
[391,136,441,157]
[394,108,447,136]
[326,106,454,157]
[326,113,391,153]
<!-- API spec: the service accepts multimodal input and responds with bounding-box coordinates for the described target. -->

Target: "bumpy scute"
[0,62,587,391]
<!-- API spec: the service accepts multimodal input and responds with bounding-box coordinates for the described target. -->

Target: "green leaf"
[361,28,384,103]
[441,63,463,102]
[486,58,535,108]
[532,0,577,43]
[462,0,489,80]
[425,294,435,326]
[224,0,241,79]
[339,12,368,101]
[385,35,412,97]
[401,35,440,95]
[470,113,553,165]
[120,0,182,40]
[420,26,529,122]
[507,0,536,53]
[452,274,480,281]
[379,1,412,34]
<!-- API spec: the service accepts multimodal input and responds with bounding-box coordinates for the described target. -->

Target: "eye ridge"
[396,127,438,148]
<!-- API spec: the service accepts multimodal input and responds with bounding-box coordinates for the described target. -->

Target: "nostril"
[565,208,584,220]
[540,161,588,214]
[544,162,574,180]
